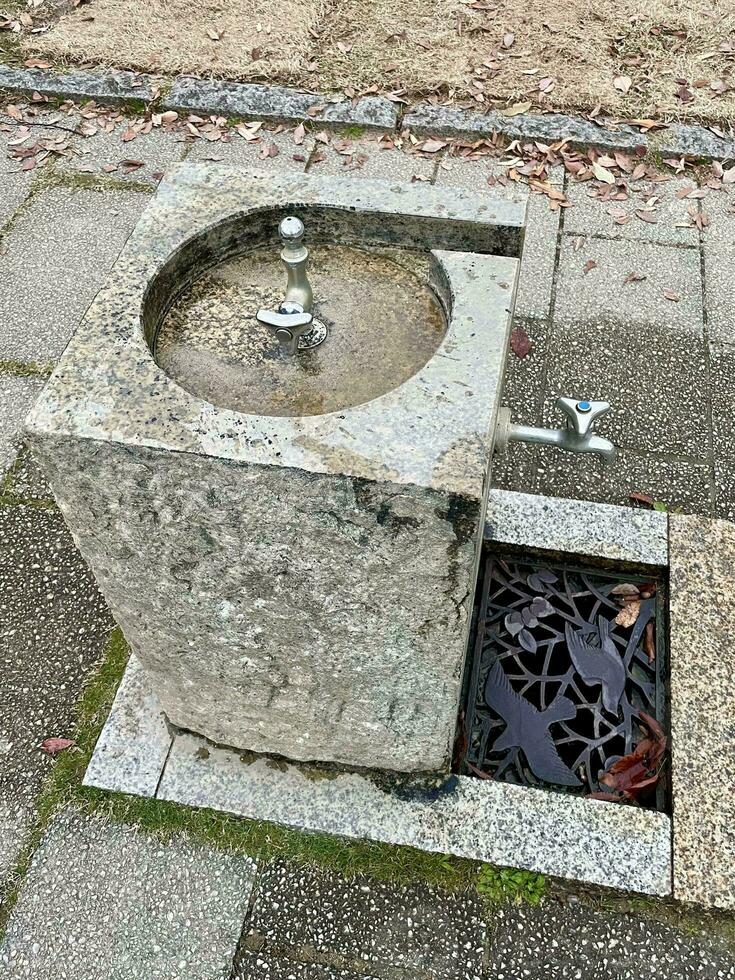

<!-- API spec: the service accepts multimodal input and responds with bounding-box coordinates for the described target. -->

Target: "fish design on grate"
[462,555,667,807]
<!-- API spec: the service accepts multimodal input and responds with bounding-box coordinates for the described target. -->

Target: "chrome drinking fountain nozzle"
[256,216,326,355]
[495,397,618,464]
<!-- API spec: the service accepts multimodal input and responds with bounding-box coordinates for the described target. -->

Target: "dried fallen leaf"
[502,31,515,48]
[664,289,680,302]
[634,209,658,224]
[293,122,306,145]
[499,101,531,117]
[419,138,447,153]
[206,27,221,41]
[509,324,532,359]
[644,622,656,663]
[538,76,555,93]
[615,600,641,627]
[592,161,615,184]
[611,583,640,597]
[623,271,647,284]
[40,737,75,755]
[582,259,597,275]
[613,75,632,94]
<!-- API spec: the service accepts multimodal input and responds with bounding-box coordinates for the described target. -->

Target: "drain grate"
[459,553,668,810]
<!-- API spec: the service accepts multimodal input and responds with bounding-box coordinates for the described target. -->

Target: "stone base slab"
[85,652,672,898]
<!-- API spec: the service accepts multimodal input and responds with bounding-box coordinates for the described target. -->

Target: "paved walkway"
[1,98,734,976]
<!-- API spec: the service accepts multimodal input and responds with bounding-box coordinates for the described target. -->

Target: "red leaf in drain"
[510,325,532,359]
[599,712,666,800]
[644,622,656,663]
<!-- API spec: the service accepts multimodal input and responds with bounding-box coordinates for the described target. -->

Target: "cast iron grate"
[458,553,668,810]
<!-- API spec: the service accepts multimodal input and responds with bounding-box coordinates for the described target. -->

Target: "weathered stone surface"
[652,122,735,162]
[240,860,487,980]
[186,129,311,171]
[669,514,735,909]
[27,165,521,772]
[484,489,668,566]
[163,78,398,130]
[710,342,735,522]
[0,810,256,979]
[403,104,647,152]
[0,65,158,105]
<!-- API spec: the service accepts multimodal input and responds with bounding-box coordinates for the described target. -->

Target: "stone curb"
[1,64,734,160]
[161,77,399,131]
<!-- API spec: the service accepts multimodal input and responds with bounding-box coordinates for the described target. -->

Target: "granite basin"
[26,164,525,773]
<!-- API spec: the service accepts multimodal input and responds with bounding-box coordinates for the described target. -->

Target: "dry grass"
[25,0,735,122]
[29,0,334,83]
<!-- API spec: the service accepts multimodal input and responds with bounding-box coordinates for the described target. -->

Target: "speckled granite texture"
[84,660,672,896]
[27,165,523,772]
[484,489,668,567]
[669,514,735,910]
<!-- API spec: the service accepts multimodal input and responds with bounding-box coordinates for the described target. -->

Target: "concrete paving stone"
[0,184,149,362]
[1,445,53,501]
[543,318,709,457]
[554,236,704,337]
[498,317,548,424]
[308,141,434,183]
[0,809,258,979]
[484,900,735,979]
[531,444,713,515]
[186,129,311,172]
[489,441,541,496]
[435,162,560,321]
[704,236,735,345]
[234,955,378,980]
[710,342,735,520]
[0,172,31,230]
[242,860,486,980]
[703,185,735,245]
[0,802,33,889]
[59,124,188,183]
[564,176,701,246]
[0,374,45,479]
[0,504,111,811]
[670,514,735,910]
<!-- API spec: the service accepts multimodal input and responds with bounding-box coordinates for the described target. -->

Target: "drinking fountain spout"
[256,216,327,355]
[495,397,618,464]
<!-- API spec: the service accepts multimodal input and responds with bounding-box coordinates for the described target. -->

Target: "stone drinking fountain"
[26,163,617,776]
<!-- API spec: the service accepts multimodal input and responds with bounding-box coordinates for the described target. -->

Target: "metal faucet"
[256,216,326,355]
[495,398,618,464]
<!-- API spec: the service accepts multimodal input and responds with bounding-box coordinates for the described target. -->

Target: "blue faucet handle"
[556,397,611,437]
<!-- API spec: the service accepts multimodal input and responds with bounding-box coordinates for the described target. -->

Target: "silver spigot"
[495,397,618,464]
[256,216,326,354]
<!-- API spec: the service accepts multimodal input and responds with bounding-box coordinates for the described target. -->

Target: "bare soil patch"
[16,0,735,123]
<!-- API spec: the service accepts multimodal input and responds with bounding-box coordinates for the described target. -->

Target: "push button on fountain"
[576,400,592,413]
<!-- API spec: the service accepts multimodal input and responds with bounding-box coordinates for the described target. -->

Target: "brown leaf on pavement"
[582,259,597,274]
[40,737,75,755]
[510,325,532,359]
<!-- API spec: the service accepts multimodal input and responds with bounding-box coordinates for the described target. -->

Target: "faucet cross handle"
[556,397,611,437]
[256,305,314,356]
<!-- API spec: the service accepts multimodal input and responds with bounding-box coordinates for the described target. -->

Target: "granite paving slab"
[484,488,668,566]
[669,514,735,910]
[240,860,486,980]
[710,342,735,521]
[484,900,735,979]
[0,184,149,362]
[0,810,257,979]
[543,319,709,457]
[83,655,172,797]
[531,444,713,515]
[554,236,704,337]
[86,658,672,897]
[563,177,700,247]
[0,374,45,479]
